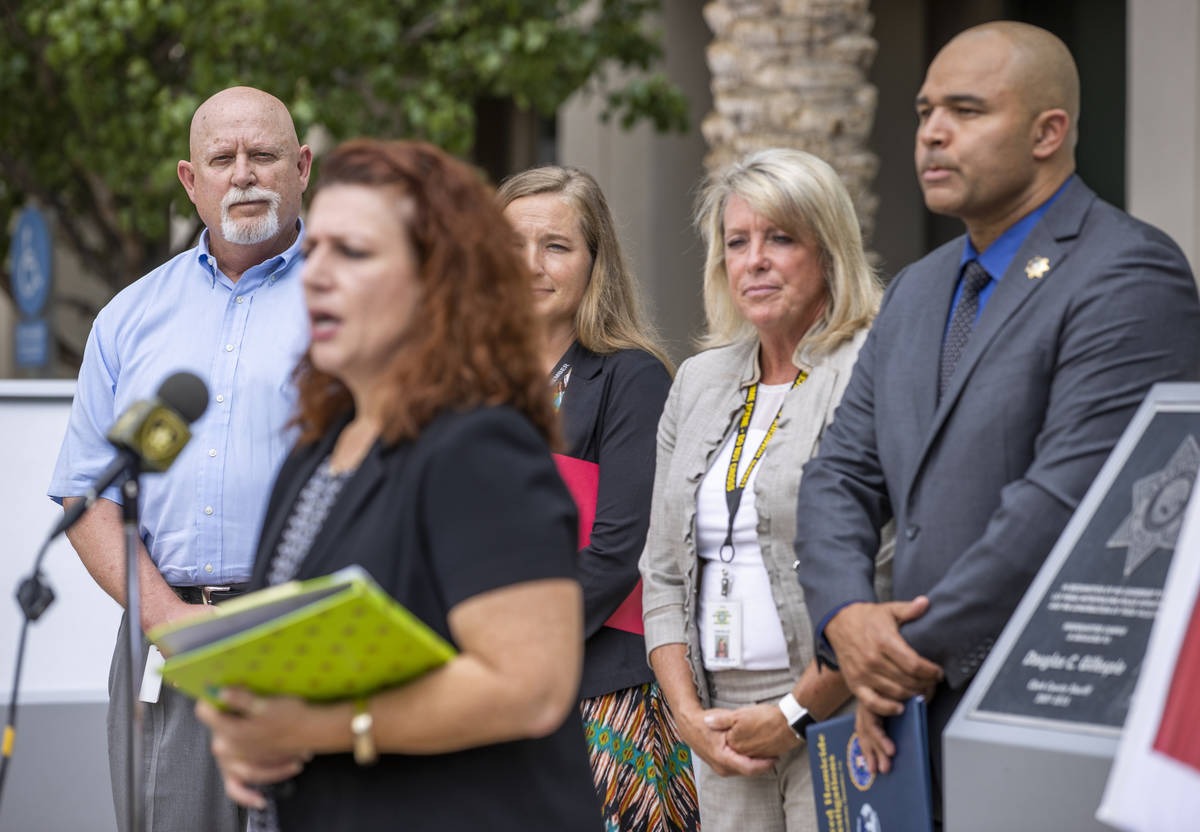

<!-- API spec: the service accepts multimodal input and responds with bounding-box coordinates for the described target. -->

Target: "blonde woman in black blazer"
[501,166,697,832]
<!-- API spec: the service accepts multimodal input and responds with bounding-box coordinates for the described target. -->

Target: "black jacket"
[558,343,672,698]
[251,406,601,831]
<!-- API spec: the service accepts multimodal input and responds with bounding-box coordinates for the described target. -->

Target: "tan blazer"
[639,329,892,706]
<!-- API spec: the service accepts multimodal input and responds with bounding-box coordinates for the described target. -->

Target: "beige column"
[1127,0,1200,273]
[701,0,879,242]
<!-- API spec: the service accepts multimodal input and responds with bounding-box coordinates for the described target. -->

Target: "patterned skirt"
[580,682,700,832]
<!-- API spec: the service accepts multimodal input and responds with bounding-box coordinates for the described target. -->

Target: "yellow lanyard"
[719,370,808,563]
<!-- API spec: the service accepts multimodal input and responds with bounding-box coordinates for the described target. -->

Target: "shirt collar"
[195,219,306,287]
[960,175,1073,279]
[739,336,815,389]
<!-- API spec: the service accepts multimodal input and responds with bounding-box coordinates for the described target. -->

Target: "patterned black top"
[251,456,353,832]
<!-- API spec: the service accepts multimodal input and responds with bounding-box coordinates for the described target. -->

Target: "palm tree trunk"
[701,0,879,243]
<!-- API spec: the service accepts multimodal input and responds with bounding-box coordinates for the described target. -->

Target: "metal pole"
[121,474,144,832]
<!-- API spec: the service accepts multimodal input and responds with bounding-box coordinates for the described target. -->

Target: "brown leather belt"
[171,584,250,605]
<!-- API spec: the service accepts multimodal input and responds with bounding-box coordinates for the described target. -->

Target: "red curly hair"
[293,139,558,448]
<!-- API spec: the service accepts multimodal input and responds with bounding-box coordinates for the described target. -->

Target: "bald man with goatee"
[49,86,313,832]
[793,21,1200,819]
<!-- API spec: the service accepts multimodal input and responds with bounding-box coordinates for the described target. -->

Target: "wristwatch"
[351,698,378,766]
[777,692,816,740]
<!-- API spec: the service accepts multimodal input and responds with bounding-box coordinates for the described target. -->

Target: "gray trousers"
[108,611,245,832]
[695,667,818,832]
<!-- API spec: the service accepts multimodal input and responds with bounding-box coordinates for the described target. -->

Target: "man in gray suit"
[793,20,1200,802]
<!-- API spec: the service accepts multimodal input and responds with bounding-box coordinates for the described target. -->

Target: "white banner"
[1098,484,1200,831]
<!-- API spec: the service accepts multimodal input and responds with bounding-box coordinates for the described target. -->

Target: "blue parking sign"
[12,206,53,318]
[15,319,49,366]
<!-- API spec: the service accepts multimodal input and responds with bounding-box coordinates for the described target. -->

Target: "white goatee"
[220,186,282,245]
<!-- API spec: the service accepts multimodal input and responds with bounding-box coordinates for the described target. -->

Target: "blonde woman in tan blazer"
[639,149,892,832]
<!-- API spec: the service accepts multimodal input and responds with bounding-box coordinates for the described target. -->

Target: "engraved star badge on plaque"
[1107,435,1200,577]
[1025,256,1050,279]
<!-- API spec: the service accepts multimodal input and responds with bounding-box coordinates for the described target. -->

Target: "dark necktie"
[938,260,991,402]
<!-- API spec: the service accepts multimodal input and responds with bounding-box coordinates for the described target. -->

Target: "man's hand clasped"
[824,596,943,775]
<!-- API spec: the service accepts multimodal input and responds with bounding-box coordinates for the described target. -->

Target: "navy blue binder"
[806,696,934,832]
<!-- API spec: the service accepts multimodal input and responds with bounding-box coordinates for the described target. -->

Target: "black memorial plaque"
[974,410,1200,731]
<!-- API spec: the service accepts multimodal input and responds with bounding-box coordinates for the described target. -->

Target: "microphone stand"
[0,462,147,832]
[121,470,146,832]
[0,541,55,809]
[2,374,204,825]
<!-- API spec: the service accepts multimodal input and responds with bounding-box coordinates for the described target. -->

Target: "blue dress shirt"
[945,175,1073,332]
[48,225,310,586]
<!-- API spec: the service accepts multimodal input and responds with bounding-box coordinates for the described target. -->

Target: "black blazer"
[251,405,601,831]
[558,343,672,698]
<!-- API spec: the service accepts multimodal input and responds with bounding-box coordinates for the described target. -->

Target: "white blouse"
[696,382,792,670]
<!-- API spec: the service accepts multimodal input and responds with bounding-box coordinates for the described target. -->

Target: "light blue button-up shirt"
[48,224,310,586]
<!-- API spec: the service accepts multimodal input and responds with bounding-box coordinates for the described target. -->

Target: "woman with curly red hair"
[196,138,602,831]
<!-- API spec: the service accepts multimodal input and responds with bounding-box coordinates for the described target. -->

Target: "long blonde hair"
[498,166,673,372]
[694,148,881,355]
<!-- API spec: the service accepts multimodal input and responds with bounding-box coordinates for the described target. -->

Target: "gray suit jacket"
[794,177,1200,758]
[640,330,892,707]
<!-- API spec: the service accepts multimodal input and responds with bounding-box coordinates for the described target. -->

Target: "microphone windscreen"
[157,372,209,424]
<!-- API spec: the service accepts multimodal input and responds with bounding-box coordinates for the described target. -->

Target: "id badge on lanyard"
[707,370,807,669]
[705,597,743,668]
[705,567,743,668]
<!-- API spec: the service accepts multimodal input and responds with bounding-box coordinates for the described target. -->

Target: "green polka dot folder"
[150,566,456,703]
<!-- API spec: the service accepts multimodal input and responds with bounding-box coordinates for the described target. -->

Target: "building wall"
[867,0,928,280]
[557,0,712,364]
[0,294,12,376]
[1127,0,1200,272]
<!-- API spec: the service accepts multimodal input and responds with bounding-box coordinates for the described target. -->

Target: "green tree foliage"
[0,0,688,361]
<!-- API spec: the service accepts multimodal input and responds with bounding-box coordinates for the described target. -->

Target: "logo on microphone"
[139,409,190,471]
[106,400,192,472]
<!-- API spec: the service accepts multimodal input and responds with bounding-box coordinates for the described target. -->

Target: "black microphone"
[50,372,209,539]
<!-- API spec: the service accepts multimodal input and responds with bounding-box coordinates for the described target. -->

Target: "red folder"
[552,453,644,635]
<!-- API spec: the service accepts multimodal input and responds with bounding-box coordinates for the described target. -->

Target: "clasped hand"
[825,598,942,775]
[195,688,313,809]
[705,702,800,758]
[675,699,810,778]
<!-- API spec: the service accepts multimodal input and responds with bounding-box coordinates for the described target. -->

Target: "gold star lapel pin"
[1025,256,1050,280]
